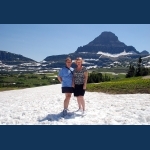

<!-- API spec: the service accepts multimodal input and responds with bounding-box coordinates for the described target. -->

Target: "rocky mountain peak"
[87,31,126,47]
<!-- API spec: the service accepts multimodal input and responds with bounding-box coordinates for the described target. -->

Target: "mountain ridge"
[75,31,140,54]
[0,31,150,69]
[44,31,149,68]
[0,50,36,65]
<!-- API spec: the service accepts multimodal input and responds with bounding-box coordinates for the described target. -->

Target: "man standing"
[57,57,74,116]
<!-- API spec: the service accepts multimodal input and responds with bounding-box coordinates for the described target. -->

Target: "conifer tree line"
[126,56,150,78]
[87,72,111,83]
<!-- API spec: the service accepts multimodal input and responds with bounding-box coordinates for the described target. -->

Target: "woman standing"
[58,57,74,116]
[72,57,88,115]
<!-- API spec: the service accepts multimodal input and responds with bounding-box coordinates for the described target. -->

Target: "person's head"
[65,57,72,68]
[75,57,84,67]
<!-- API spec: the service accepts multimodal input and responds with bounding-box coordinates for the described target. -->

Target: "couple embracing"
[57,57,88,116]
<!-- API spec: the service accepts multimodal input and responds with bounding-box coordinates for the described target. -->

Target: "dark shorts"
[62,87,74,93]
[74,84,85,97]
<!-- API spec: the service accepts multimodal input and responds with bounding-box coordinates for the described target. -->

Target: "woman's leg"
[79,96,85,111]
[64,93,71,109]
[77,96,82,110]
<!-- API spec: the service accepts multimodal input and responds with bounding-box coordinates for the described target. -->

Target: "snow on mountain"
[97,50,137,58]
[86,65,98,69]
[83,62,94,65]
[84,59,99,61]
[0,84,150,125]
[142,55,150,59]
[79,52,89,54]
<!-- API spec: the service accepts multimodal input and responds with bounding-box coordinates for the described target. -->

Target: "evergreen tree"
[126,64,135,78]
[87,72,103,83]
[141,67,149,76]
[135,56,142,76]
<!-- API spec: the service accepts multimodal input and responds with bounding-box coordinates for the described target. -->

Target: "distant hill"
[0,50,36,65]
[140,50,149,55]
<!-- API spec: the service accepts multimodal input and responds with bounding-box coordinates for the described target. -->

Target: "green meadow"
[1,71,150,94]
[0,73,59,91]
[87,77,150,94]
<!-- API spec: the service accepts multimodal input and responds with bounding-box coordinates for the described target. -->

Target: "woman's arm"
[72,73,75,88]
[57,76,62,83]
[58,68,63,83]
[83,71,88,89]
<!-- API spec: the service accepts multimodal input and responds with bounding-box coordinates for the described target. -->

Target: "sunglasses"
[76,57,82,60]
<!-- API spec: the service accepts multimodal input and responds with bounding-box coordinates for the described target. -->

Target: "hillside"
[0,50,36,65]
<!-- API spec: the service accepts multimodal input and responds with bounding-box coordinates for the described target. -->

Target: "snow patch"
[86,65,98,69]
[84,59,99,61]
[0,84,150,125]
[97,50,136,58]
[142,55,150,59]
[79,52,89,54]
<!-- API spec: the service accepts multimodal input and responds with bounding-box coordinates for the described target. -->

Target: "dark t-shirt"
[73,67,87,85]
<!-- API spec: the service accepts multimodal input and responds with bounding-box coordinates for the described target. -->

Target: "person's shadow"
[38,111,80,122]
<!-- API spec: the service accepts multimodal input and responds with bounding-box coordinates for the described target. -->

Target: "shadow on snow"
[38,112,82,122]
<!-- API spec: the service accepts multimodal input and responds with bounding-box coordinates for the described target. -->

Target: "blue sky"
[0,24,150,61]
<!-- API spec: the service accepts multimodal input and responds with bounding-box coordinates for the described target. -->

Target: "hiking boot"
[75,109,83,114]
[63,109,68,116]
[82,111,86,116]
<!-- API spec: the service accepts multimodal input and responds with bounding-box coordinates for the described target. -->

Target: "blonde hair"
[65,57,72,62]
[75,57,84,64]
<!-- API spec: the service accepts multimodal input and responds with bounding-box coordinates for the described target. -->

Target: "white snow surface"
[0,84,150,125]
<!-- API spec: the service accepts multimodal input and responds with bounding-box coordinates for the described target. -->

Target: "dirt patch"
[142,75,150,79]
